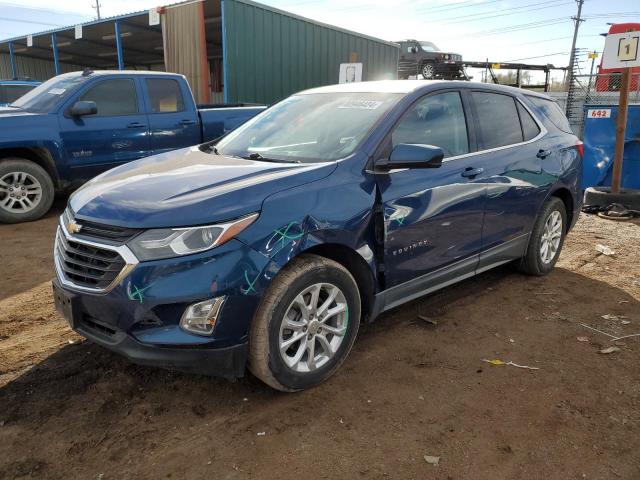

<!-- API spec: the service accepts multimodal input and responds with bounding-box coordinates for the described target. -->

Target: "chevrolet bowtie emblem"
[68,221,82,234]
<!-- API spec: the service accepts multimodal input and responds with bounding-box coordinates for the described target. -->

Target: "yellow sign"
[588,52,599,59]
[491,63,501,69]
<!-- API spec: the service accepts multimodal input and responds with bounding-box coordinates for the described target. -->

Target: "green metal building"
[0,0,399,105]
[222,0,399,103]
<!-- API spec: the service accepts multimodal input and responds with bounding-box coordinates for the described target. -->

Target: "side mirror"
[377,144,444,170]
[69,100,97,117]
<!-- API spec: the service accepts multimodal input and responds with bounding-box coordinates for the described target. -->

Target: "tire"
[0,158,55,224]
[249,254,361,392]
[518,197,567,276]
[421,62,436,79]
[584,186,640,210]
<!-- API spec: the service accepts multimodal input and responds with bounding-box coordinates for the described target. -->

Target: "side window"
[145,78,185,113]
[517,102,541,141]
[472,92,523,149]
[391,91,469,158]
[79,79,138,116]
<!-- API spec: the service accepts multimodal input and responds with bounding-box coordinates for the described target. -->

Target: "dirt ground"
[1,202,639,480]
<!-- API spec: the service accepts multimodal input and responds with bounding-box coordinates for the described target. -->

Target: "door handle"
[179,119,196,126]
[127,122,146,129]
[461,167,484,178]
[537,149,552,159]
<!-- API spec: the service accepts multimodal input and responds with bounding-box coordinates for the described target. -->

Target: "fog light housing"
[180,297,226,336]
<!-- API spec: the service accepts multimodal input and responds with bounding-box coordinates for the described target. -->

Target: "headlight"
[444,54,450,60]
[128,213,258,261]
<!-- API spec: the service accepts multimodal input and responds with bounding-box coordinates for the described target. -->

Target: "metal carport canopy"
[0,10,165,76]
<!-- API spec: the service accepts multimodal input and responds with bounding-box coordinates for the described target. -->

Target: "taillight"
[576,141,584,158]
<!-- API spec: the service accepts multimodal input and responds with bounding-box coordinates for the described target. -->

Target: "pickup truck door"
[142,77,201,154]
[58,76,151,181]
[376,90,486,294]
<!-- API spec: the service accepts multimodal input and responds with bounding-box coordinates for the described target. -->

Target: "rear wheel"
[249,254,361,392]
[0,158,54,224]
[518,197,567,276]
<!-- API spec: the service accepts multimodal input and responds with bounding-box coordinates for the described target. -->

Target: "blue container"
[582,103,640,190]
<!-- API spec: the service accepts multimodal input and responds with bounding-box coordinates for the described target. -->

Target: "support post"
[8,41,17,78]
[51,33,61,75]
[197,1,210,104]
[611,68,632,194]
[115,20,124,70]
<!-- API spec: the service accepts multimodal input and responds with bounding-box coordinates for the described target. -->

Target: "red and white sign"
[587,109,612,119]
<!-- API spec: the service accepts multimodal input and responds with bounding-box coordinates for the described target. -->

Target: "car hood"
[70,145,337,228]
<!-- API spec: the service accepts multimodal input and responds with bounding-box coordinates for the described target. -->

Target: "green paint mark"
[273,222,304,248]
[127,283,152,304]
[394,216,405,226]
[241,270,260,295]
[345,304,349,328]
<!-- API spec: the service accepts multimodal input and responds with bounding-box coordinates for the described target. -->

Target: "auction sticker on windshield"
[338,100,384,110]
[587,108,611,119]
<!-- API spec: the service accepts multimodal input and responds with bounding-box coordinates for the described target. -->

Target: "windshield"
[215,92,401,163]
[10,75,89,112]
[420,41,440,52]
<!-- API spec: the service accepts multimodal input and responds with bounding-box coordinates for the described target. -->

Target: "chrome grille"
[55,228,126,289]
[62,208,140,244]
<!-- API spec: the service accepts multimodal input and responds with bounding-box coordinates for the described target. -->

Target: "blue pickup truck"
[53,80,582,391]
[0,70,264,223]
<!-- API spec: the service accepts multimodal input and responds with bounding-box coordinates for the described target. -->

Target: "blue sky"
[1,0,639,78]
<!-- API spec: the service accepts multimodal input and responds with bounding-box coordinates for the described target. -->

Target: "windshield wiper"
[245,152,300,163]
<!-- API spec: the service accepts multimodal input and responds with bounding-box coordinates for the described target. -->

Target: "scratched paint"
[127,282,153,304]
[241,270,260,295]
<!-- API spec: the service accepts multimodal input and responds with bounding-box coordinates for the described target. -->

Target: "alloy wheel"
[278,282,348,373]
[422,63,435,79]
[0,171,43,213]
[539,210,563,264]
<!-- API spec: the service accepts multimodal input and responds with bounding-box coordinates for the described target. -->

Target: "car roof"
[297,80,553,100]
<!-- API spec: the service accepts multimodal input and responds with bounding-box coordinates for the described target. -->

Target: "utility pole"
[566,0,585,90]
[92,0,102,20]
[586,50,599,93]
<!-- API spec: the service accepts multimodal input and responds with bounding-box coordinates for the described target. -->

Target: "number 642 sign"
[602,32,640,69]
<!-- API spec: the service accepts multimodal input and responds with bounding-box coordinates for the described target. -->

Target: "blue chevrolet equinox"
[53,80,582,391]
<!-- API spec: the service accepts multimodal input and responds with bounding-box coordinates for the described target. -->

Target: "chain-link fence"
[565,73,640,138]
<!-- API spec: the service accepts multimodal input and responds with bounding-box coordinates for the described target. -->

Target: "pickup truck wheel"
[0,158,54,224]
[518,197,567,276]
[421,62,436,79]
[248,254,361,392]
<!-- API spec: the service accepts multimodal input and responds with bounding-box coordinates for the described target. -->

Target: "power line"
[417,0,503,14]
[0,16,67,27]
[505,52,571,62]
[472,17,572,36]
[436,0,573,25]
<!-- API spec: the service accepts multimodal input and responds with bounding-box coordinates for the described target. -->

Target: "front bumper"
[53,277,249,378]
[53,217,272,378]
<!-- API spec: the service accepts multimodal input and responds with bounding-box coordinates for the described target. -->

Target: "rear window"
[527,96,572,133]
[472,91,523,149]
[145,78,185,113]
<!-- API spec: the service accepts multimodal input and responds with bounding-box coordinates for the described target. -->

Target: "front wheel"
[421,62,436,79]
[0,158,55,224]
[249,254,361,392]
[518,197,567,276]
